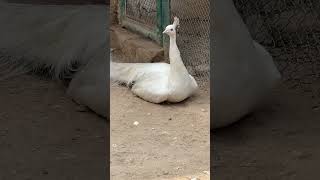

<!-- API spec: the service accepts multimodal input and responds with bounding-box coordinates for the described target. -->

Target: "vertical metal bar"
[120,0,170,47]
[119,0,126,24]
[156,0,170,46]
[159,0,170,59]
[156,0,162,45]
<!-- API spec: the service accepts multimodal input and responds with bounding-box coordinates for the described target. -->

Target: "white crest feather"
[173,16,180,28]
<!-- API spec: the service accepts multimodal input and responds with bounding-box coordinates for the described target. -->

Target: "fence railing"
[119,0,170,46]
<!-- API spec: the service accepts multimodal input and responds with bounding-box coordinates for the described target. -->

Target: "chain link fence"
[234,0,320,98]
[171,0,210,90]
[125,0,157,28]
[119,0,169,45]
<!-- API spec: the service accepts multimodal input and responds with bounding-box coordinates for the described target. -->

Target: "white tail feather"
[110,60,170,86]
[110,61,145,86]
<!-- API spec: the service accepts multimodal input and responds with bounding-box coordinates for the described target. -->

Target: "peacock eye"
[170,29,173,31]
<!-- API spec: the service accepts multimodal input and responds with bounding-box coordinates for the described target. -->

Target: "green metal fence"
[119,0,170,46]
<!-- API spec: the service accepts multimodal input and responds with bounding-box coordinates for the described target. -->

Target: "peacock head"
[163,16,179,36]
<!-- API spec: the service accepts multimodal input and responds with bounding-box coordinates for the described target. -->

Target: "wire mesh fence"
[119,0,169,45]
[171,0,210,90]
[125,0,157,28]
[234,0,320,97]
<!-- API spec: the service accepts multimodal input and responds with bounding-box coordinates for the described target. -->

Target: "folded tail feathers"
[110,61,145,86]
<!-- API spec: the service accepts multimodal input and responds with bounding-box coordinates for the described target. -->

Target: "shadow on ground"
[0,75,107,180]
[213,83,320,180]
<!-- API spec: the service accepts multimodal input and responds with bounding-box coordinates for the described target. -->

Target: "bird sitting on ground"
[110,17,198,103]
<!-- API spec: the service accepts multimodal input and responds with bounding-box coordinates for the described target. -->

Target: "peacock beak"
[162,30,167,34]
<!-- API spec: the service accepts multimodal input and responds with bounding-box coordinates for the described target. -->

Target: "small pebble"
[162,171,169,175]
[201,108,206,112]
[191,178,199,180]
[133,121,139,126]
[151,128,155,130]
[161,131,169,135]
[147,113,151,115]
[126,158,134,163]
[168,118,172,120]
[112,144,117,148]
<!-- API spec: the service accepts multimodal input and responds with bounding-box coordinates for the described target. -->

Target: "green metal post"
[156,0,162,45]
[158,0,170,60]
[119,0,126,24]
[118,0,170,48]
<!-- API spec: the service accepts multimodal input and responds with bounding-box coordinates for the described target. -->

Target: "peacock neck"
[169,35,188,74]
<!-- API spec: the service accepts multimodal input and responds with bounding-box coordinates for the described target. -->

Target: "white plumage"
[111,17,198,103]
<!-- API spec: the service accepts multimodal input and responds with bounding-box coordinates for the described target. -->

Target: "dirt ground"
[213,80,320,179]
[110,85,210,180]
[0,75,107,180]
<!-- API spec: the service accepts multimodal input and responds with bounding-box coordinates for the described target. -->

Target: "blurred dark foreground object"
[0,1,108,118]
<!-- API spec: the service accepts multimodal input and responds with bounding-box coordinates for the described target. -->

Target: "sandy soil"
[110,85,210,180]
[0,75,107,180]
[213,81,320,179]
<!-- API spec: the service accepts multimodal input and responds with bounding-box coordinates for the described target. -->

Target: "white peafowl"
[111,17,198,104]
[212,0,281,129]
